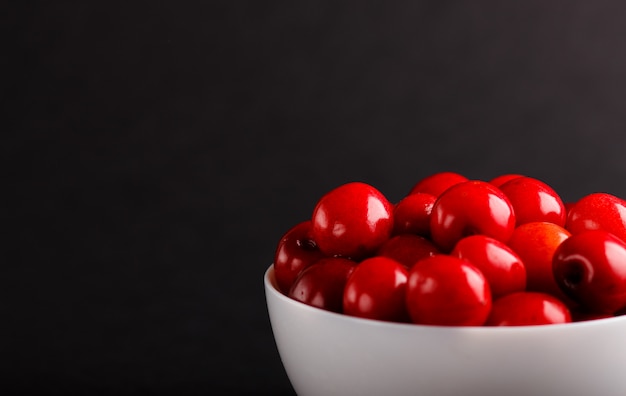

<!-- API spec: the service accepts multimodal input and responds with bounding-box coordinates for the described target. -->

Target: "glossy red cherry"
[343,256,409,322]
[376,234,439,269]
[489,173,524,187]
[288,257,356,313]
[507,221,571,300]
[499,176,566,226]
[485,292,571,326]
[553,230,626,314]
[311,182,394,259]
[408,171,468,198]
[406,255,492,326]
[274,221,327,294]
[430,180,516,252]
[392,192,437,237]
[565,192,626,242]
[450,235,526,298]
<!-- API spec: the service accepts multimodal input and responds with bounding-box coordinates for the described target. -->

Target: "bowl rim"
[264,263,626,333]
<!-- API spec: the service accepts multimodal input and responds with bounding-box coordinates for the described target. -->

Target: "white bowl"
[264,264,626,396]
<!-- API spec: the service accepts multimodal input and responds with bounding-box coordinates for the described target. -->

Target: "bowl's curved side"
[264,264,626,396]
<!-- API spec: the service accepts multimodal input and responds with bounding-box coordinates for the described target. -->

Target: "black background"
[6,1,626,395]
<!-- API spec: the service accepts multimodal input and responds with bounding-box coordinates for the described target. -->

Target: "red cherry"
[485,292,571,326]
[311,182,394,259]
[277,173,626,326]
[376,234,440,269]
[392,192,437,237]
[507,221,571,300]
[489,173,524,187]
[430,180,516,252]
[450,235,526,298]
[408,171,468,198]
[274,221,327,294]
[566,192,626,242]
[288,257,356,313]
[553,230,626,314]
[499,176,566,227]
[343,257,409,322]
[406,255,492,326]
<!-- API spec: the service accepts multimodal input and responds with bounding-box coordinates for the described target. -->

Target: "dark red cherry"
[343,256,409,322]
[553,230,626,314]
[408,171,468,198]
[274,221,326,294]
[289,257,356,313]
[392,192,437,237]
[377,234,440,269]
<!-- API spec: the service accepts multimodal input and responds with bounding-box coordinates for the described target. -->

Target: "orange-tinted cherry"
[507,221,571,300]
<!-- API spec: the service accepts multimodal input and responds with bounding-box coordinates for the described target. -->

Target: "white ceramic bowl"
[264,264,626,396]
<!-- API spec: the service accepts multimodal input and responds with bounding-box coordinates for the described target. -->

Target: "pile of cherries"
[273,172,626,326]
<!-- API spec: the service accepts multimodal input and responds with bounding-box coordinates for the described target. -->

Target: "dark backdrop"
[6,1,626,395]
